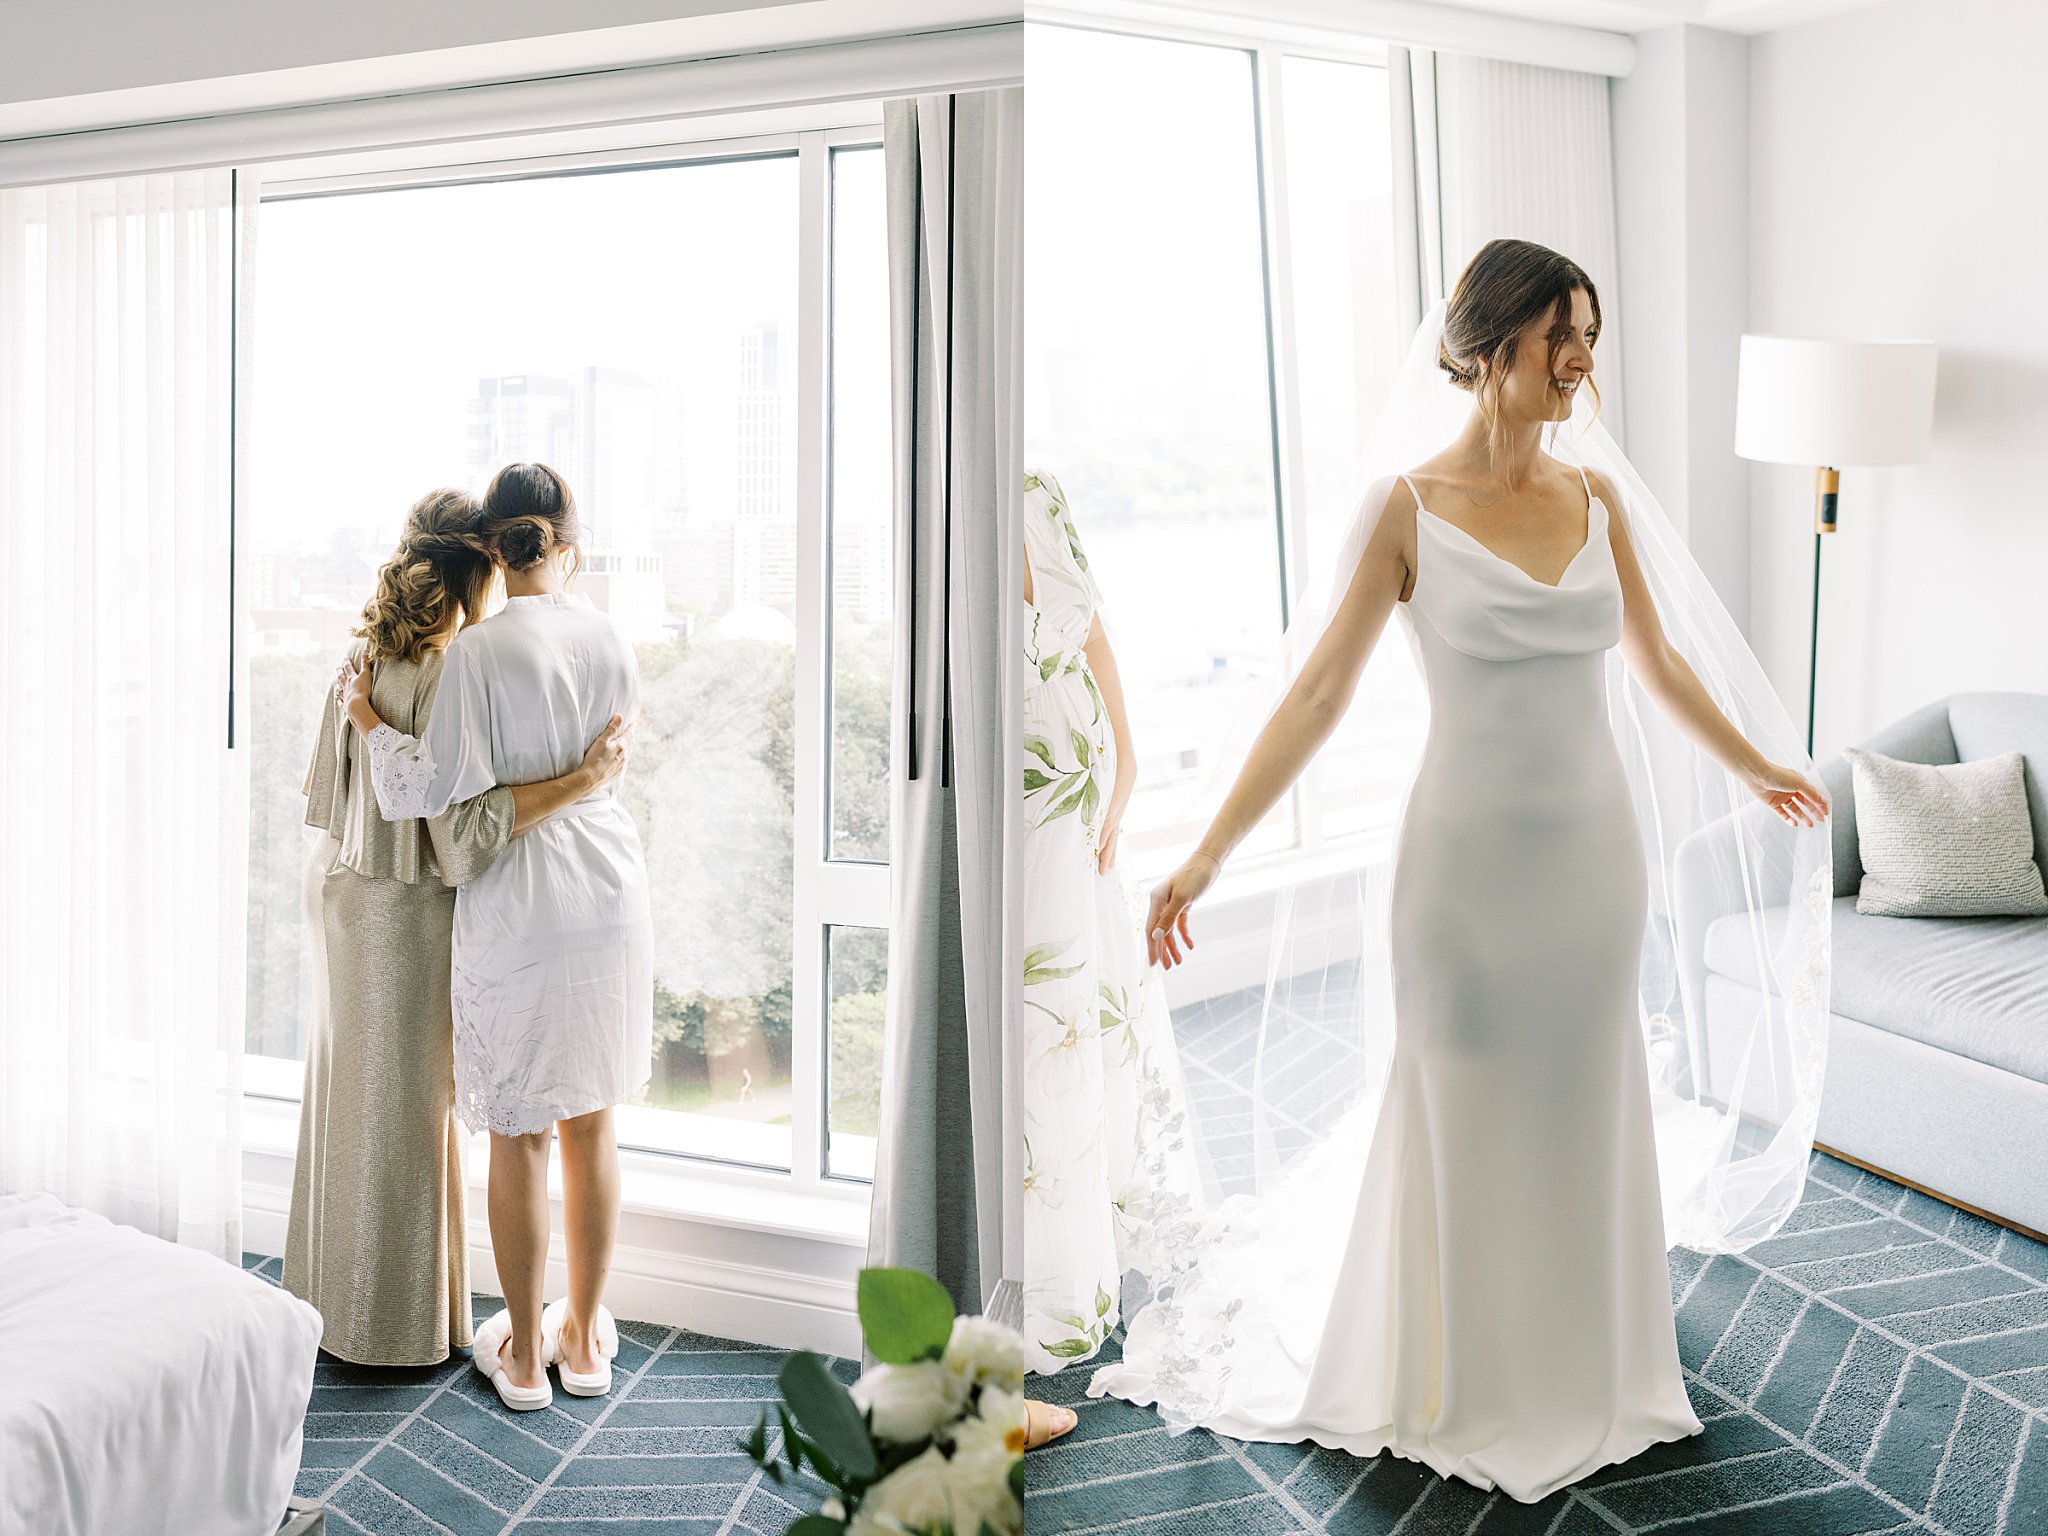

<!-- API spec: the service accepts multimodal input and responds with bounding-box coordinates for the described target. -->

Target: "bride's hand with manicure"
[1146,852,1220,969]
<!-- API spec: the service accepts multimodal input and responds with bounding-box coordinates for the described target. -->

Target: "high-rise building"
[467,375,577,481]
[469,371,669,642]
[735,321,794,610]
[577,366,658,556]
[738,322,785,523]
[831,521,891,628]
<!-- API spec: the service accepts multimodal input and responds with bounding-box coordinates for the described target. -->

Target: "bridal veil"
[1099,299,1832,1426]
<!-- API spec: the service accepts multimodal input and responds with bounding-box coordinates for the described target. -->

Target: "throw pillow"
[1846,746,2048,917]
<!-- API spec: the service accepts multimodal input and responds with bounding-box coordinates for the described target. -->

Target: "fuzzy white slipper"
[540,1298,619,1397]
[472,1307,552,1412]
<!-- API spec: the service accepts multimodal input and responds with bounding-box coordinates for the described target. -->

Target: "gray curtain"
[867,88,1024,1323]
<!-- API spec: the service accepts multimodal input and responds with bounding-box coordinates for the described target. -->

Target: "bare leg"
[555,1106,620,1375]
[487,1129,553,1390]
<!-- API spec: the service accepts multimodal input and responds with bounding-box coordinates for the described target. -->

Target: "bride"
[1090,239,1833,1503]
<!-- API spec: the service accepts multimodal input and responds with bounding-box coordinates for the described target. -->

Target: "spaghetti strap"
[1575,462,1592,507]
[1397,473,1422,506]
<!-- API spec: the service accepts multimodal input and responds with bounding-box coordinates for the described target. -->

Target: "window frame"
[241,118,891,1214]
[1026,18,1419,886]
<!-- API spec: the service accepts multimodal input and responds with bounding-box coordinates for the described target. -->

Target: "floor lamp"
[1733,335,1938,758]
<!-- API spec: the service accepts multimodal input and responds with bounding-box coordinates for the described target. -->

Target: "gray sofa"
[1677,692,2048,1237]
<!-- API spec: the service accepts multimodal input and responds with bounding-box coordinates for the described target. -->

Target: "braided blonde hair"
[354,489,496,664]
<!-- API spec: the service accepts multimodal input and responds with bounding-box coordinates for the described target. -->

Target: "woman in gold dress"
[285,488,629,1365]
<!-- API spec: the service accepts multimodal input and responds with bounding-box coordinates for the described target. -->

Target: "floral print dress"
[1021,470,1203,1374]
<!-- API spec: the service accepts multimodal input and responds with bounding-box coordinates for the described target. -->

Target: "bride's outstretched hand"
[1745,760,1830,828]
[1147,852,1220,969]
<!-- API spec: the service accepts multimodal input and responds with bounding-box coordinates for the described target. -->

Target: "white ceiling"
[1270,0,1893,38]
[0,0,1016,140]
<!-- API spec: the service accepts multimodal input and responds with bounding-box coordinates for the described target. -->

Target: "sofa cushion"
[1947,691,2048,881]
[1702,895,2048,1083]
[1844,746,2048,917]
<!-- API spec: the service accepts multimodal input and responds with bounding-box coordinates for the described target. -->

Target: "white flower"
[820,1497,846,1521]
[942,1315,1028,1395]
[945,1410,1025,1535]
[850,1359,967,1446]
[974,1384,1028,1448]
[847,1447,956,1536]
[847,1435,1022,1536]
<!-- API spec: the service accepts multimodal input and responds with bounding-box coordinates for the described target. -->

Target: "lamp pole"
[1807,465,1839,758]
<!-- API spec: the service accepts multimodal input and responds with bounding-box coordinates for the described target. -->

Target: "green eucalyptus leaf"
[777,1404,806,1474]
[1046,778,1089,820]
[1022,939,1072,971]
[778,1351,878,1482]
[857,1268,957,1364]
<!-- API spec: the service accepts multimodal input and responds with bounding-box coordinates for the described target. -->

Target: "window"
[244,132,890,1191]
[1024,24,1417,875]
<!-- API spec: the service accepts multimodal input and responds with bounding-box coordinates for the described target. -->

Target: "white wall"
[1611,24,1752,623]
[1747,0,2048,760]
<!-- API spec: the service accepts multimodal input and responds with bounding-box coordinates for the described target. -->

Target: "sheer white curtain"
[1420,50,1626,440]
[0,170,248,1258]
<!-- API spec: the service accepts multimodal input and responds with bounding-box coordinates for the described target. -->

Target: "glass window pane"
[1278,55,1425,843]
[826,924,888,1180]
[1024,25,1290,875]
[248,157,802,1171]
[1281,56,1405,580]
[828,145,893,864]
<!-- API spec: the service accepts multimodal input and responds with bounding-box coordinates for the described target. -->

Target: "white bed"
[0,1193,323,1536]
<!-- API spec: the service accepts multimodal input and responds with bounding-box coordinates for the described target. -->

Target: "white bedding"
[0,1194,323,1536]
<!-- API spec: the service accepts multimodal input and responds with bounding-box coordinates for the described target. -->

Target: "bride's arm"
[1145,486,1413,968]
[1597,470,1828,827]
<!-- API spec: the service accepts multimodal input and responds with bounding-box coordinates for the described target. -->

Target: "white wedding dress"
[1093,465,1706,1503]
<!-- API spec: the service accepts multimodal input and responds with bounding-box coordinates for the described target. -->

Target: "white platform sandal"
[540,1298,619,1397]
[472,1307,553,1412]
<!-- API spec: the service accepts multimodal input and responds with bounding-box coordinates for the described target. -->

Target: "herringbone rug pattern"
[244,1260,846,1535]
[1023,984,2048,1535]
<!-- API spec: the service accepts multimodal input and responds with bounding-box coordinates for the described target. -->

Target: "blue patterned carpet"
[1023,986,2048,1535]
[243,1258,847,1536]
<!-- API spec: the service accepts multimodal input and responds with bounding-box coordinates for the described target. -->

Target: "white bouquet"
[744,1268,1028,1536]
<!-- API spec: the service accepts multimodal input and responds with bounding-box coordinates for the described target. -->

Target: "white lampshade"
[1734,335,1937,467]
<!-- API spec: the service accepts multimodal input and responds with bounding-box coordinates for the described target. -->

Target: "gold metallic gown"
[284,644,513,1365]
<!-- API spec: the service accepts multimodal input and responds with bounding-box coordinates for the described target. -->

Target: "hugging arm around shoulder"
[363,639,498,823]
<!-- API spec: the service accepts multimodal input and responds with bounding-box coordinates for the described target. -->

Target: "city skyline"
[250,323,890,654]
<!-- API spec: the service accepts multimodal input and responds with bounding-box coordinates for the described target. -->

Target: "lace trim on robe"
[366,722,439,822]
